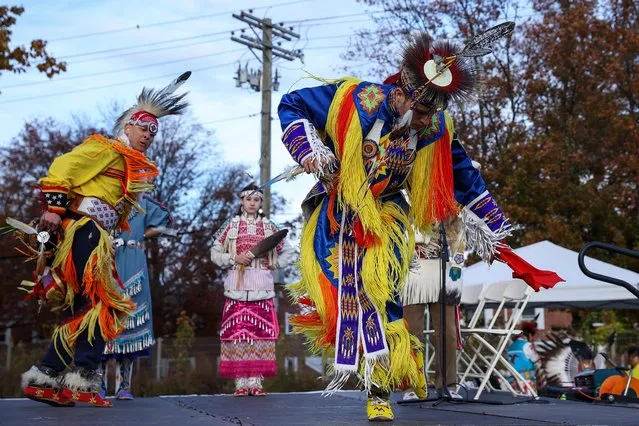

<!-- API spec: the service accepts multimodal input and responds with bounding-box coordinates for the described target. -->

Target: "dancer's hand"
[302,154,337,176]
[39,211,61,232]
[301,156,319,174]
[235,251,255,266]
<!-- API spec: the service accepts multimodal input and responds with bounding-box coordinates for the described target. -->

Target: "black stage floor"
[2,390,638,425]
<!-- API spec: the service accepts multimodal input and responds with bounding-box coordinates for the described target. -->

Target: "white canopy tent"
[462,240,639,309]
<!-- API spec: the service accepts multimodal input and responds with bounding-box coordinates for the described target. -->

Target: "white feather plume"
[113,71,191,136]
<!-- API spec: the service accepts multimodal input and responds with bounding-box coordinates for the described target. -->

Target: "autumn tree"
[143,116,297,335]
[343,0,529,163]
[498,0,639,267]
[0,118,101,336]
[0,118,99,218]
[0,5,66,90]
[140,115,249,335]
[344,0,638,270]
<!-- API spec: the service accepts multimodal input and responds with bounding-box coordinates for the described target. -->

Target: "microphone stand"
[433,221,452,406]
[431,222,508,406]
[398,222,452,405]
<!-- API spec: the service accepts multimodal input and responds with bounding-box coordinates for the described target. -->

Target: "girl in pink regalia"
[210,183,294,396]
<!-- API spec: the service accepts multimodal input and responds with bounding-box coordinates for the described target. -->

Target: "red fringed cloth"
[494,245,564,292]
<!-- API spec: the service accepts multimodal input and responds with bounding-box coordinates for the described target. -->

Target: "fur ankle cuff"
[62,369,101,392]
[21,365,60,389]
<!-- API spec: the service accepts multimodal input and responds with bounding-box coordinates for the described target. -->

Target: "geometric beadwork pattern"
[219,339,277,378]
[357,84,386,115]
[76,197,119,230]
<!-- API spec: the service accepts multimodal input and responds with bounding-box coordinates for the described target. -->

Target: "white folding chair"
[457,281,510,387]
[426,282,512,388]
[461,283,484,307]
[424,283,487,379]
[462,280,538,399]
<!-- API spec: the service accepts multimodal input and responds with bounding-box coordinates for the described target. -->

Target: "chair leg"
[470,349,519,395]
[458,350,495,390]
[464,341,515,395]
[471,334,537,399]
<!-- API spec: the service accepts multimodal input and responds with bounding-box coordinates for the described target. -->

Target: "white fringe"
[21,366,58,389]
[322,370,351,397]
[461,209,511,261]
[415,244,440,259]
[401,259,463,305]
[147,226,177,236]
[362,354,389,394]
[402,260,441,305]
[291,119,338,179]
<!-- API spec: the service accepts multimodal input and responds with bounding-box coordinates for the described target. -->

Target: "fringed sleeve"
[278,84,338,169]
[451,137,511,260]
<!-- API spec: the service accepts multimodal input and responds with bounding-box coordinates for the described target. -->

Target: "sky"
[0,0,384,222]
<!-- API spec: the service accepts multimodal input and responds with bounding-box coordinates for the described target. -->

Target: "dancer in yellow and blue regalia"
[20,72,190,408]
[278,27,562,421]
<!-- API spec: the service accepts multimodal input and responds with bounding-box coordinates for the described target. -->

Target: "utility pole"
[260,19,273,216]
[231,10,304,216]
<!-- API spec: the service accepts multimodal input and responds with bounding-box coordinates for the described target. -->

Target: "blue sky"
[0,0,384,220]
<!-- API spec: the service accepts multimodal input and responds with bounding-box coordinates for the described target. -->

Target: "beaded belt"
[70,196,122,231]
[112,238,145,250]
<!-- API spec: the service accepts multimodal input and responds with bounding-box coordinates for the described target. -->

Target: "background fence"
[0,336,331,397]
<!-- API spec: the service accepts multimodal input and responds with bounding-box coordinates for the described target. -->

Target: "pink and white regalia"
[210,186,294,395]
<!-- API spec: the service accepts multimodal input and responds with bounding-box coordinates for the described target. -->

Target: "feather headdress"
[113,71,191,136]
[384,22,515,110]
[536,331,595,388]
[403,36,478,109]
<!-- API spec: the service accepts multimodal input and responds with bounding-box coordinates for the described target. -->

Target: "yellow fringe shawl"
[325,78,385,237]
[406,112,458,232]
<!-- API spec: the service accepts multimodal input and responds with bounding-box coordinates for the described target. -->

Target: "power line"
[46,14,233,43]
[57,30,240,60]
[230,11,302,216]
[299,17,378,29]
[34,8,535,65]
[285,9,541,26]
[0,62,236,105]
[199,113,280,127]
[0,49,244,90]
[200,113,260,125]
[30,0,313,44]
[304,45,349,50]
[53,17,375,63]
[69,37,230,65]
[283,10,381,24]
